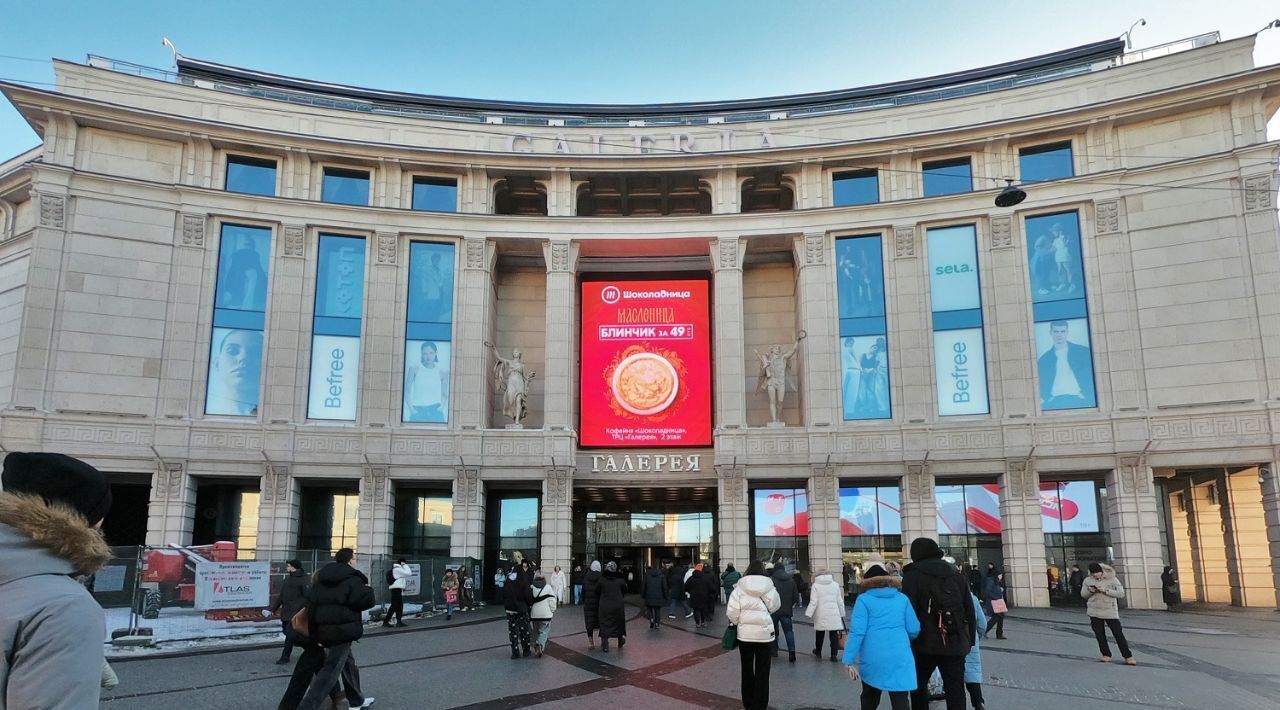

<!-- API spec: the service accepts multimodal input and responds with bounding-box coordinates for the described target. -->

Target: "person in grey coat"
[0,452,113,710]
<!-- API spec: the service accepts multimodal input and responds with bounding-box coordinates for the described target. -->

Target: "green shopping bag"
[721,624,738,650]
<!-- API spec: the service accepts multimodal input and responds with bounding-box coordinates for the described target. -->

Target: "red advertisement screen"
[580,279,712,447]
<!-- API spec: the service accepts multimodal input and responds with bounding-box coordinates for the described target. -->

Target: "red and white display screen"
[580,279,712,447]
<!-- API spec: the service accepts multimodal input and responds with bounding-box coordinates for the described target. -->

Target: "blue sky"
[1,1,1278,159]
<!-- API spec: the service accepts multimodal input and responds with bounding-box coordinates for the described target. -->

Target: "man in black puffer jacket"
[769,563,798,661]
[279,548,376,710]
[268,560,310,665]
[902,537,975,710]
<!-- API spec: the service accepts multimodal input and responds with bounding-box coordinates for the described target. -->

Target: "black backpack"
[924,572,972,656]
[385,568,396,587]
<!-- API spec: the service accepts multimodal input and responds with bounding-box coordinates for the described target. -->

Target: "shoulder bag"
[721,624,738,651]
[290,604,312,642]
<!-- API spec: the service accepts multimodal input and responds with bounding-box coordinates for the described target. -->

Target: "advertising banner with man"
[194,561,271,610]
[580,279,712,447]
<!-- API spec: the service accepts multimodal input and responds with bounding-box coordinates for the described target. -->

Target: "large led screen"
[839,486,901,535]
[936,483,1002,534]
[754,489,809,536]
[1041,481,1101,533]
[580,280,712,447]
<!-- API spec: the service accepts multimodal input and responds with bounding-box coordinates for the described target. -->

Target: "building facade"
[1,32,1279,608]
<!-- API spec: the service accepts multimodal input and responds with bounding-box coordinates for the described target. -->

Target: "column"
[455,237,496,429]
[262,224,307,423]
[717,467,751,568]
[540,468,573,571]
[1105,456,1165,609]
[357,465,393,558]
[144,460,194,546]
[158,213,210,417]
[986,215,1035,417]
[899,462,936,558]
[359,232,400,425]
[11,190,71,409]
[792,232,839,427]
[542,240,578,431]
[807,467,841,576]
[1262,452,1280,608]
[999,460,1049,608]
[256,463,300,554]
[712,238,746,429]
[450,467,485,561]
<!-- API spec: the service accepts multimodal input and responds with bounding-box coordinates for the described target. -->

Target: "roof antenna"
[162,37,180,68]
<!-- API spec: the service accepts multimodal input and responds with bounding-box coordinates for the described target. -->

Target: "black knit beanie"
[1,452,112,525]
[1088,563,1103,574]
[909,537,944,562]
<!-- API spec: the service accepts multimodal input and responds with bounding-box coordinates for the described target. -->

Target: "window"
[225,155,277,196]
[1025,211,1096,410]
[393,491,453,555]
[836,235,890,420]
[206,224,271,416]
[1019,142,1074,182]
[936,483,1002,535]
[833,169,879,206]
[927,225,989,415]
[321,167,370,206]
[839,486,901,535]
[403,242,456,423]
[1040,481,1102,534]
[752,488,810,573]
[307,234,366,420]
[922,158,973,197]
[411,176,458,212]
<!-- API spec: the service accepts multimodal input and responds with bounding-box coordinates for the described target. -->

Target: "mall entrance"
[573,485,717,592]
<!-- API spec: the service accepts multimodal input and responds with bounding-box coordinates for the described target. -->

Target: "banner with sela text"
[580,279,712,447]
[194,561,271,610]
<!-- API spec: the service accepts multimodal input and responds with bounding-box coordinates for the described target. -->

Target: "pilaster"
[455,237,496,429]
[541,468,573,570]
[793,231,838,427]
[144,459,194,547]
[795,163,826,209]
[712,167,740,214]
[262,224,308,423]
[717,467,750,568]
[357,464,393,558]
[542,240,579,431]
[257,463,299,554]
[1239,172,1280,400]
[1105,456,1165,609]
[712,238,746,429]
[546,169,574,216]
[12,190,70,410]
[159,212,210,417]
[889,225,931,421]
[987,215,1035,416]
[999,459,1049,608]
[900,462,936,558]
[359,232,400,426]
[450,467,485,560]
[807,467,841,576]
[1092,198,1146,410]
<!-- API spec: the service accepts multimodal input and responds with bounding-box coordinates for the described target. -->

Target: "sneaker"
[1124,657,1137,666]
[1100,656,1111,663]
[685,611,694,618]
[667,614,676,619]
[353,700,375,709]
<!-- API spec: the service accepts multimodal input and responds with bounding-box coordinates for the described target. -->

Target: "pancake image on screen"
[611,352,679,415]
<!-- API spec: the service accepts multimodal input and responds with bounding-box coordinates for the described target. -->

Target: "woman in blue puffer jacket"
[966,592,988,710]
[841,564,920,710]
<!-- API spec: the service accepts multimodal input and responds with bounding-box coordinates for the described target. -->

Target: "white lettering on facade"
[497,129,781,154]
[506,134,534,153]
[759,127,775,148]
[633,134,654,154]
[587,454,701,473]
[552,133,570,154]
[672,132,696,152]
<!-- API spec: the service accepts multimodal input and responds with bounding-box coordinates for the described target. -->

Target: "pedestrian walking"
[598,561,628,652]
[1161,566,1180,609]
[769,562,798,662]
[503,566,535,658]
[965,591,988,710]
[901,537,975,710]
[0,452,113,710]
[727,560,781,710]
[582,560,603,649]
[668,560,691,618]
[687,564,715,628]
[705,561,719,620]
[805,569,847,662]
[441,569,460,620]
[641,564,668,628]
[721,563,742,604]
[269,559,311,663]
[842,564,920,710]
[529,573,558,657]
[383,558,410,627]
[458,565,475,611]
[549,565,568,606]
[1082,563,1135,665]
[792,569,809,608]
[571,563,584,605]
[982,573,1007,639]
[281,547,376,710]
[1068,564,1085,601]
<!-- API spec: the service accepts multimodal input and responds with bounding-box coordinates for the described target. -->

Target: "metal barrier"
[91,545,480,644]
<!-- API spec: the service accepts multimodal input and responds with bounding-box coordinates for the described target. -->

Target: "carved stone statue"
[755,330,806,425]
[488,343,535,427]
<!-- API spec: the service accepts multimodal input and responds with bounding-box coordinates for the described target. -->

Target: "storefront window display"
[936,483,1004,571]
[840,485,903,591]
[1042,480,1110,605]
[751,488,810,574]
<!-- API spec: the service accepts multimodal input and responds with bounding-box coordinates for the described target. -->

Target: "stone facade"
[0,35,1279,608]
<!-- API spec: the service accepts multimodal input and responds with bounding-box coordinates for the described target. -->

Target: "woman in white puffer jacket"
[727,560,781,710]
[805,569,847,661]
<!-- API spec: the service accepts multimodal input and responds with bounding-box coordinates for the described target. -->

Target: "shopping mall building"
[1,31,1279,609]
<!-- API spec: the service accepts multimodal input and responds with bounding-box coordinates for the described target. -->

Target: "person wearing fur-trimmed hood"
[1082,562,1135,665]
[0,452,114,710]
[842,564,920,710]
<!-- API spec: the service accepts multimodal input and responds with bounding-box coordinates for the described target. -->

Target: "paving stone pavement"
[100,601,1280,709]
